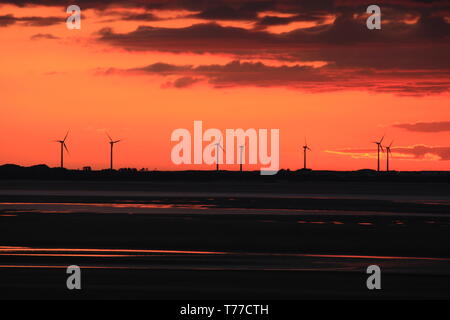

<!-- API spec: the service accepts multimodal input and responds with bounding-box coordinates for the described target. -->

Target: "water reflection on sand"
[1,202,450,218]
[1,246,450,275]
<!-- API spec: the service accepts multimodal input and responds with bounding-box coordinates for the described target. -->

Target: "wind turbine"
[107,133,121,170]
[302,138,312,170]
[239,144,245,172]
[214,137,225,171]
[373,135,385,172]
[55,131,69,168]
[385,141,394,172]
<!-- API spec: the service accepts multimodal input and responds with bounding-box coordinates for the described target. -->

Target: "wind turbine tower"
[373,136,385,172]
[302,138,312,170]
[214,138,225,171]
[385,141,394,172]
[55,131,69,168]
[107,133,121,170]
[239,145,244,172]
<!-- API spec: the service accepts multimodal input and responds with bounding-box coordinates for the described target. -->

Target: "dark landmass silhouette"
[1,164,450,299]
[1,164,450,183]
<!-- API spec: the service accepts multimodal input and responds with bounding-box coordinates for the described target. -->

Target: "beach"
[1,179,449,299]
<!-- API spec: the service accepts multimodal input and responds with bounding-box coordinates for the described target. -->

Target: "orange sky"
[0,3,449,171]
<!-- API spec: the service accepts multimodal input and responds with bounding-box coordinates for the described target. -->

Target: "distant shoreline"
[1,164,450,182]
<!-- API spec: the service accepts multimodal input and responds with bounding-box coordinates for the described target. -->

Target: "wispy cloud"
[393,121,450,132]
[98,60,449,95]
[327,145,450,161]
[30,33,60,40]
[0,14,62,27]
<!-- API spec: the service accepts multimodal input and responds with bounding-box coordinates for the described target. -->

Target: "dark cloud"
[4,0,447,95]
[286,45,450,70]
[369,83,450,96]
[97,13,450,52]
[130,62,192,73]
[330,145,450,161]
[96,23,276,53]
[166,76,201,88]
[0,14,62,27]
[100,60,447,95]
[394,121,450,132]
[393,145,450,160]
[96,14,450,67]
[196,60,331,85]
[124,60,332,88]
[3,1,450,68]
[0,14,15,27]
[30,33,60,40]
[0,0,113,8]
[20,16,62,26]
[121,12,161,21]
[1,0,448,26]
[1,0,447,11]
[189,3,266,21]
[256,15,296,26]
[100,11,162,22]
[91,7,450,95]
[255,13,328,28]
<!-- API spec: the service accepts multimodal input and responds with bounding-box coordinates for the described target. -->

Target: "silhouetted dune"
[0,164,449,183]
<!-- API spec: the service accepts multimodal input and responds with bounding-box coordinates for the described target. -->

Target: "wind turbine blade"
[106,132,113,142]
[380,135,385,144]
[114,140,121,144]
[389,140,394,148]
[63,131,69,142]
[63,143,69,154]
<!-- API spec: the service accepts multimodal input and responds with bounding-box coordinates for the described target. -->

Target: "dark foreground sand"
[0,179,449,299]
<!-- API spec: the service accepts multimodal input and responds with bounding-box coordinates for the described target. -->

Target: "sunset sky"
[0,0,449,171]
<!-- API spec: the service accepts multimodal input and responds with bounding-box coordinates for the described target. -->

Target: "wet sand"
[0,180,449,299]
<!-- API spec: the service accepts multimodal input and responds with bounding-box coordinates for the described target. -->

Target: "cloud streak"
[3,0,450,95]
[328,145,450,161]
[30,33,60,40]
[393,121,450,132]
[0,14,62,27]
[101,60,449,95]
[94,12,450,96]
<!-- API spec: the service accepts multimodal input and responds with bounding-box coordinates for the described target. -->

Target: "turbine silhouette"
[385,141,394,172]
[373,135,385,172]
[214,137,225,171]
[239,144,245,172]
[107,133,121,170]
[55,131,69,168]
[302,138,312,170]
